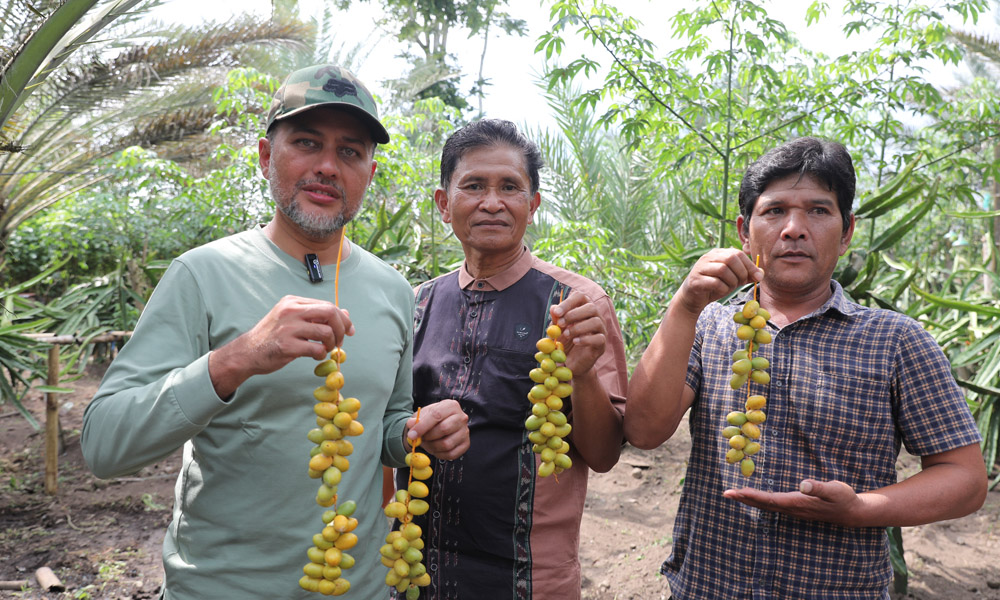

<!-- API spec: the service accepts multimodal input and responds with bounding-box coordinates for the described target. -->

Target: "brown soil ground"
[2,364,999,599]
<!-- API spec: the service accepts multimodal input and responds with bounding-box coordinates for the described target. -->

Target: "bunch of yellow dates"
[525,323,573,477]
[300,348,364,595]
[723,300,772,477]
[381,445,433,599]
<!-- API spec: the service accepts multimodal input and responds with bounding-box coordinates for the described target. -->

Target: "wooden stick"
[44,345,60,495]
[0,580,31,590]
[35,567,64,592]
[23,331,132,344]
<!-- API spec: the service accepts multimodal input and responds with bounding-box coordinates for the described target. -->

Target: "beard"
[268,174,362,239]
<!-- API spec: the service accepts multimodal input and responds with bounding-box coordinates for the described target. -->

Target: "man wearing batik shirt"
[625,136,987,599]
[394,119,628,599]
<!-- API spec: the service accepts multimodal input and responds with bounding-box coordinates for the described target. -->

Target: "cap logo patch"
[323,77,358,98]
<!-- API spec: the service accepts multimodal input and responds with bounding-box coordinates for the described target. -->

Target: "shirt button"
[433,511,441,519]
[463,356,471,364]
[767,479,774,485]
[430,564,438,571]
[469,310,478,318]
[476,282,484,288]
[773,380,782,387]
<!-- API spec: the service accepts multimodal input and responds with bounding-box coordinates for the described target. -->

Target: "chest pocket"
[792,368,893,474]
[476,346,538,429]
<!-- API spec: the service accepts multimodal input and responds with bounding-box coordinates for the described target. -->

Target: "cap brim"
[269,102,390,145]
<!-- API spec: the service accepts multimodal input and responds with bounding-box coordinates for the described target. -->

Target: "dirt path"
[1,366,998,599]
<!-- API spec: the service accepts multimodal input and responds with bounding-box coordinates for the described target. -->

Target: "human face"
[435,144,541,265]
[259,107,376,241]
[737,173,855,300]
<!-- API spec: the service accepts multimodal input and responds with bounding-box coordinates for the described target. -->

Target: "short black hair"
[440,119,542,195]
[738,137,855,232]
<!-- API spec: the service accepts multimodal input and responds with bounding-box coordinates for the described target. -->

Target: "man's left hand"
[723,479,864,526]
[404,399,470,461]
[551,292,606,375]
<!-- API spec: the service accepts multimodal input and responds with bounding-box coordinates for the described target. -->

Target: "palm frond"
[951,29,1000,65]
[0,13,315,248]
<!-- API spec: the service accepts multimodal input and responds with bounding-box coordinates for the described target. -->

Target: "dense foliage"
[1,1,998,495]
[532,0,1000,478]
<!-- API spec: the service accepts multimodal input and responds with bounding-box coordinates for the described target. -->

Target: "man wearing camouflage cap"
[82,64,469,599]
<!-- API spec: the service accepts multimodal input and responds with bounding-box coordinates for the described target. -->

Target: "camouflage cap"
[265,64,390,144]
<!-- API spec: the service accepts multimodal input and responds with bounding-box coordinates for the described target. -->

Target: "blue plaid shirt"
[663,281,981,600]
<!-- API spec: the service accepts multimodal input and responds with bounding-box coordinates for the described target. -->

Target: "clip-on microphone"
[305,254,323,283]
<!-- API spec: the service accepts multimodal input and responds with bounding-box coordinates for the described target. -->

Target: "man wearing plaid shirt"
[625,137,987,599]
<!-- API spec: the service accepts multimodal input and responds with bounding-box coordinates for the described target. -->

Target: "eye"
[294,138,319,148]
[340,147,359,158]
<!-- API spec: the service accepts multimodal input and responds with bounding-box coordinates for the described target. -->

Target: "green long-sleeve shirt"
[82,227,413,599]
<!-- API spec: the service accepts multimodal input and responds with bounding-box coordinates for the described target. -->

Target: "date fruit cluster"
[525,323,574,478]
[300,348,364,595]
[723,300,772,477]
[382,442,433,598]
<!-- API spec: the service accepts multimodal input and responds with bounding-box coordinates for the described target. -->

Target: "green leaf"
[909,286,1000,318]
[868,180,939,253]
[943,209,1000,219]
[856,185,923,220]
[854,155,922,218]
[845,250,881,297]
[0,260,70,298]
[887,526,908,594]
[0,0,101,126]
[957,379,1000,397]
[678,188,723,220]
[34,386,76,394]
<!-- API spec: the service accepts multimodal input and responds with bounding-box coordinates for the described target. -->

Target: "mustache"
[299,177,345,197]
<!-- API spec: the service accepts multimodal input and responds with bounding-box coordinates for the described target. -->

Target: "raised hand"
[209,295,355,398]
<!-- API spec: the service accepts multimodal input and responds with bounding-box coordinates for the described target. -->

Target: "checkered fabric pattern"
[662,281,981,599]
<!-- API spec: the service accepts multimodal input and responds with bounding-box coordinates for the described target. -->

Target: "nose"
[480,187,505,212]
[780,209,808,240]
[314,149,341,179]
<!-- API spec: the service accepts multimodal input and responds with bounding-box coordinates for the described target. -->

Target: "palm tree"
[1,0,148,139]
[0,1,314,266]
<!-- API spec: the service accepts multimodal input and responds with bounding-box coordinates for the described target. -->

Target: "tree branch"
[572,0,724,158]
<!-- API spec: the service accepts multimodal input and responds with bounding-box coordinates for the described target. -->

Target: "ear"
[840,213,856,256]
[527,191,541,224]
[258,138,272,178]
[434,188,452,223]
[737,215,750,252]
[369,160,377,185]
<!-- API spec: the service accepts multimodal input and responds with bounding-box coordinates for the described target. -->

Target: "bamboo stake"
[45,345,60,494]
[0,580,31,590]
[24,331,131,344]
[22,330,132,495]
[35,567,64,592]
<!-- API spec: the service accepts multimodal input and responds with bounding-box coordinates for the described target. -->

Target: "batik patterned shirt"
[398,247,628,600]
[663,281,982,600]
